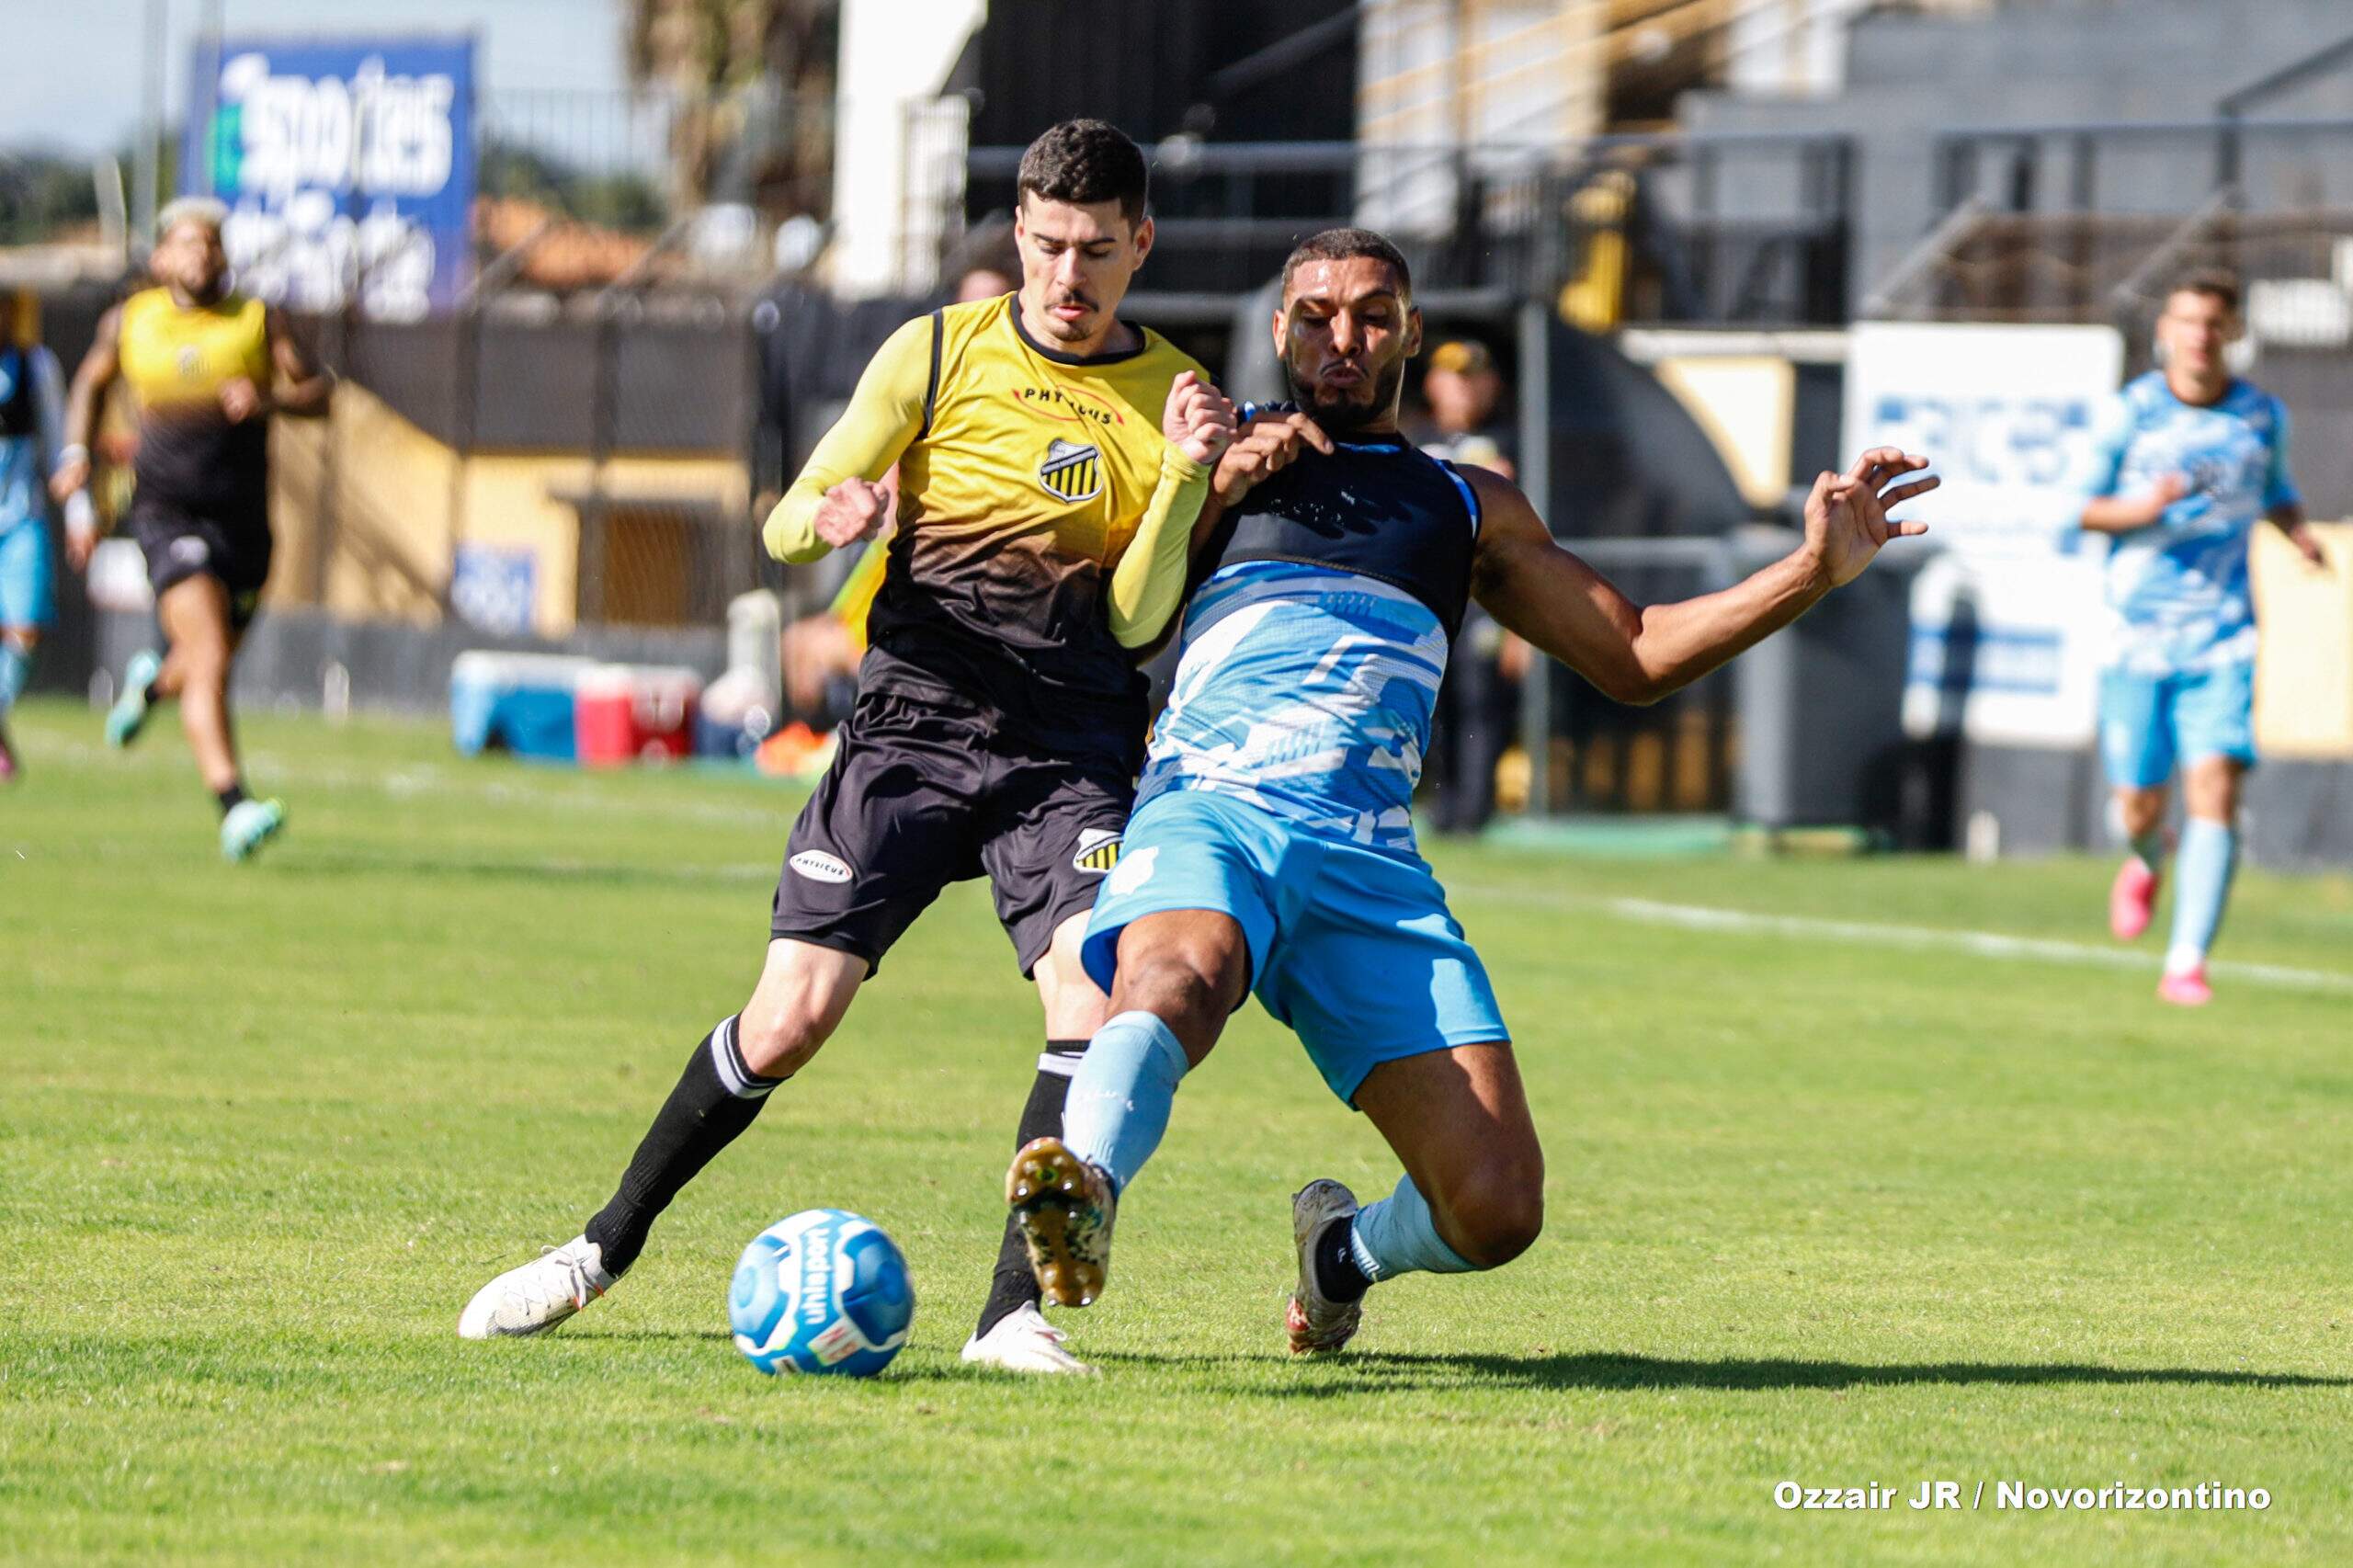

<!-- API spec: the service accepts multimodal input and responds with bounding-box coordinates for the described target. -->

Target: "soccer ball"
[728,1209,915,1377]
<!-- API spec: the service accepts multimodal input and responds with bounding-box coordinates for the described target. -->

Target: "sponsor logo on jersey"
[1016,384,1124,426]
[1038,438,1105,504]
[789,850,854,884]
[1071,828,1121,874]
[170,535,211,565]
[177,346,202,380]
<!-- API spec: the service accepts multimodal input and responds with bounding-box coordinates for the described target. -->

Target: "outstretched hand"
[1804,447,1937,588]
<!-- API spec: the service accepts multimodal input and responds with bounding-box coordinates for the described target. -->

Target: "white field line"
[1594,895,2353,997]
[26,725,2347,995]
[19,731,793,830]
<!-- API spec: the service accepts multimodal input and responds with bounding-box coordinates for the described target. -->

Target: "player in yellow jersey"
[460,120,1238,1374]
[51,199,331,860]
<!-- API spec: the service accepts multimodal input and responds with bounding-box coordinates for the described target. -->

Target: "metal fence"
[963,130,1855,326]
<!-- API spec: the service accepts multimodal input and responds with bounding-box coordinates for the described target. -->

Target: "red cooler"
[574,665,704,767]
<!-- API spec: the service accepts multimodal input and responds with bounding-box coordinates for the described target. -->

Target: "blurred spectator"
[1415,339,1526,835]
[1414,337,1516,481]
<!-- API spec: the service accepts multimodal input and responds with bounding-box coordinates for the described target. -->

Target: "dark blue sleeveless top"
[1196,414,1482,642]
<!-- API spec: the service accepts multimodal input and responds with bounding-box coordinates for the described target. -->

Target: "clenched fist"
[812,477,892,549]
[1162,370,1238,467]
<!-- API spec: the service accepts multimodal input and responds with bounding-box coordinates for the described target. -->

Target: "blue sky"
[0,0,631,156]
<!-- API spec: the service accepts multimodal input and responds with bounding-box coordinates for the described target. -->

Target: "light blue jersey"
[1135,559,1449,858]
[2078,371,2297,675]
[0,345,64,536]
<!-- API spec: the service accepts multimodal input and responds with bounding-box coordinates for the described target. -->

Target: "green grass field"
[5,695,2350,1565]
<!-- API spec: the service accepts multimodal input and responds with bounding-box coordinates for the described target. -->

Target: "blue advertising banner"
[182,36,475,319]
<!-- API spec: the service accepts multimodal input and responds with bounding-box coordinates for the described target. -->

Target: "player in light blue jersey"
[2077,270,2326,1006]
[1003,228,1937,1353]
[0,289,78,782]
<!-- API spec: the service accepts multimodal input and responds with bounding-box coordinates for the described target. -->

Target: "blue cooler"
[450,653,597,761]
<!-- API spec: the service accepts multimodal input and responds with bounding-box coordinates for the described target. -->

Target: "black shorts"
[770,680,1141,977]
[130,501,272,631]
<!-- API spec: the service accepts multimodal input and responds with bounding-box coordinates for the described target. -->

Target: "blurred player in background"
[460,120,1236,1375]
[2077,269,2325,1006]
[0,288,71,781]
[1006,229,1934,1352]
[1412,338,1526,835]
[51,199,332,858]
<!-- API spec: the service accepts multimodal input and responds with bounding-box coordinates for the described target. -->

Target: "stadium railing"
[962,131,1857,327]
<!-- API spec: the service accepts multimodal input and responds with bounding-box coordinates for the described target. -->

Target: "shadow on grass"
[1092,1350,2353,1395]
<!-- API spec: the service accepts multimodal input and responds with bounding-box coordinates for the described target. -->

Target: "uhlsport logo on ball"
[728,1209,914,1377]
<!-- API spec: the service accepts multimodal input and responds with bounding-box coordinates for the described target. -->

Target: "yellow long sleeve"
[1104,443,1211,648]
[761,314,933,564]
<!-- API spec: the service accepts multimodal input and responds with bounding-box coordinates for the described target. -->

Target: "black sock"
[585,1015,779,1278]
[1314,1217,1372,1304]
[973,1039,1086,1338]
[216,783,247,817]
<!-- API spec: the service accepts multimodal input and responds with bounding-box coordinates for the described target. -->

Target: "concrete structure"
[1685,0,2353,310]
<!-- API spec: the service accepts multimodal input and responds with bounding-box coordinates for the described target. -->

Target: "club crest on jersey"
[1071,829,1121,874]
[1037,438,1104,505]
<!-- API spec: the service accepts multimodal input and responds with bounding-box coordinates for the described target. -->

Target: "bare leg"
[1352,1043,1545,1270]
[155,575,241,794]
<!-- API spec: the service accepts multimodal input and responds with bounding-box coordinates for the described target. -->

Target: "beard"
[1284,353,1404,436]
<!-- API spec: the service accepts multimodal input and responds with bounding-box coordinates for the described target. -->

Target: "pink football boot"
[2156,966,2213,1007]
[2109,857,2159,940]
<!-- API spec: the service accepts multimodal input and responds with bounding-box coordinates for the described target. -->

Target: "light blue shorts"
[0,518,54,629]
[2099,662,2256,790]
[1083,790,1509,1105]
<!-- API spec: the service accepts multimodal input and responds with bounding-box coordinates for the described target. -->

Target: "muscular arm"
[1467,449,1932,706]
[1469,474,1825,705]
[760,316,931,564]
[61,305,122,458]
[265,307,333,417]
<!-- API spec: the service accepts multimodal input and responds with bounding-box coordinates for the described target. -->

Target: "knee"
[1119,940,1243,1041]
[1442,1157,1545,1269]
[2115,789,2165,836]
[178,648,229,692]
[735,989,835,1079]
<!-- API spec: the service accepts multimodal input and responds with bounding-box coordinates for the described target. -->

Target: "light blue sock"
[1061,1010,1189,1195]
[0,640,28,712]
[1347,1173,1474,1283]
[2165,817,2237,973]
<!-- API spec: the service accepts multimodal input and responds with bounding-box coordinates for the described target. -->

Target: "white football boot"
[1286,1179,1364,1355]
[457,1236,615,1339]
[959,1301,1097,1375]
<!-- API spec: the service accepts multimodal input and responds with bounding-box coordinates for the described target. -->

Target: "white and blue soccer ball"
[728,1209,915,1377]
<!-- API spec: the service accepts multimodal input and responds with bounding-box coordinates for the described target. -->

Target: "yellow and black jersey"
[117,287,270,518]
[766,292,1210,716]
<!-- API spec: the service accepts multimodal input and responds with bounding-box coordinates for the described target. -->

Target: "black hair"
[2169,267,2242,315]
[1017,119,1149,227]
[1281,227,1413,301]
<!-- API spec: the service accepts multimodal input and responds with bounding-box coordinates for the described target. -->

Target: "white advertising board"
[1842,322,2124,747]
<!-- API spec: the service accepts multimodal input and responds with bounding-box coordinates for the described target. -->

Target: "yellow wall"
[265,385,749,638]
[2253,518,2353,758]
[1652,355,1796,510]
